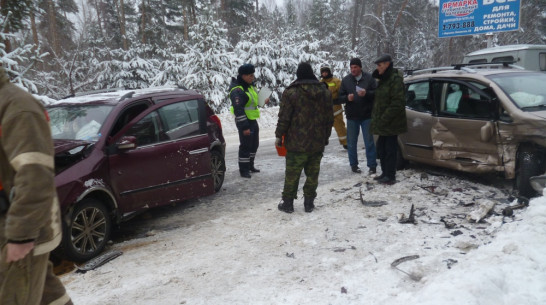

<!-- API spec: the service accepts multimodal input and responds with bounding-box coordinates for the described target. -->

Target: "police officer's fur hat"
[238,63,255,75]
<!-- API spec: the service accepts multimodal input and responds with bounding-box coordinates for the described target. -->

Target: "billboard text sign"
[438,0,521,38]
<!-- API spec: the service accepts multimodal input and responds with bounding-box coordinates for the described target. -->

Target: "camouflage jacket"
[275,79,333,153]
[370,66,408,136]
[0,67,62,255]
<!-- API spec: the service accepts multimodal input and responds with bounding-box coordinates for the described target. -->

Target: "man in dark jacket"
[275,62,333,213]
[0,66,73,304]
[229,63,265,178]
[370,54,408,185]
[337,58,378,175]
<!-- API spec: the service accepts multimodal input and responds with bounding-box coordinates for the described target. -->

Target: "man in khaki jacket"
[320,65,347,149]
[0,66,72,304]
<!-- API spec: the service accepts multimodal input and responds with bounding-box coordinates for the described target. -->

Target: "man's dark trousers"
[238,119,259,174]
[376,135,398,179]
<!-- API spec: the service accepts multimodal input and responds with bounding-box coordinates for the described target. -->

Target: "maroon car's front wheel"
[211,150,226,192]
[62,198,112,262]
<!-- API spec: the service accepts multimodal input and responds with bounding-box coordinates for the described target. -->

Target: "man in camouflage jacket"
[0,66,72,304]
[370,54,408,185]
[275,62,333,213]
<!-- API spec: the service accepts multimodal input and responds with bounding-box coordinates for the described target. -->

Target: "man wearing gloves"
[275,62,333,213]
[229,63,264,178]
[0,65,72,304]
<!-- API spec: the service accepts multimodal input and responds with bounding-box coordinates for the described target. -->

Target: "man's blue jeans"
[346,118,377,169]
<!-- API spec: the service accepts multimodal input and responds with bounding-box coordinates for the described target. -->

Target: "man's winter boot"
[250,158,260,173]
[278,198,294,213]
[304,197,315,213]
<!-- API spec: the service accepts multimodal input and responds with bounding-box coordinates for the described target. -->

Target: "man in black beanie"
[336,57,378,175]
[228,63,265,178]
[275,62,334,213]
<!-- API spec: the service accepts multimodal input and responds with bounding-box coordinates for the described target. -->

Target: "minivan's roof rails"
[406,62,524,76]
[405,66,455,76]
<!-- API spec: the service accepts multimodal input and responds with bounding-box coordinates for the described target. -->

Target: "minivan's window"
[439,82,491,118]
[49,105,112,141]
[406,82,432,113]
[488,73,546,110]
[158,100,201,139]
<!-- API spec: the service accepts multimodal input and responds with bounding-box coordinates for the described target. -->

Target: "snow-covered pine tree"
[1,7,46,93]
[180,6,236,113]
[93,43,160,90]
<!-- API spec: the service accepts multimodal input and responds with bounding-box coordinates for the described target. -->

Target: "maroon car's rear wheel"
[211,150,226,192]
[63,198,112,262]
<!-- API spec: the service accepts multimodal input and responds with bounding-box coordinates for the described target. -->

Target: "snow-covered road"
[60,108,546,305]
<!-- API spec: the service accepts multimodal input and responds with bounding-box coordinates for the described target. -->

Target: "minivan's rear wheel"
[63,198,112,262]
[516,148,545,198]
[211,150,226,192]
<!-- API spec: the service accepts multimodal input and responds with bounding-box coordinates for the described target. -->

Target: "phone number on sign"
[442,21,475,31]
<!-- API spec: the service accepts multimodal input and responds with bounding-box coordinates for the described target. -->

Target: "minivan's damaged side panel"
[496,112,546,179]
[431,118,502,173]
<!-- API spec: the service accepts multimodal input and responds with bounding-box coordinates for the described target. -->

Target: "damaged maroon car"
[48,87,226,262]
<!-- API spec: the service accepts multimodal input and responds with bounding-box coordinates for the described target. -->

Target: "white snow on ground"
[61,107,546,304]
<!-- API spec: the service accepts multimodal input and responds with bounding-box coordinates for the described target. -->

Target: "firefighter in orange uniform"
[320,65,347,149]
[0,65,72,305]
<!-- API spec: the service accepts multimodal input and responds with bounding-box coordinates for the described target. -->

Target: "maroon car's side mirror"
[117,136,137,150]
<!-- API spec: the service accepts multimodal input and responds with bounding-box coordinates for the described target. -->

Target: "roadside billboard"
[438,0,521,38]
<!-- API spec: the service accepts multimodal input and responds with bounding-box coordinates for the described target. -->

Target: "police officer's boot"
[278,198,294,213]
[304,197,315,213]
[239,161,251,178]
[250,158,260,173]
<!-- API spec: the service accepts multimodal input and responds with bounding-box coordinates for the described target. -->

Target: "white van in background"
[463,44,546,72]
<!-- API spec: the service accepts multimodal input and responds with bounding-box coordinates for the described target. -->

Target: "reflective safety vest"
[229,85,260,120]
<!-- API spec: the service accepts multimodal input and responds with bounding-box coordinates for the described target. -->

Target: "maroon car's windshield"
[48,105,113,141]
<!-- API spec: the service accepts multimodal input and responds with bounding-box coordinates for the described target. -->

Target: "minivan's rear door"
[108,99,213,215]
[431,80,501,172]
[400,81,436,160]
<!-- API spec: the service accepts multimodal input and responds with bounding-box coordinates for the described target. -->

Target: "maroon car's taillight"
[210,114,222,130]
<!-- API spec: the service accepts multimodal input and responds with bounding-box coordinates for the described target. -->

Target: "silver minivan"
[400,66,546,197]
[463,44,546,72]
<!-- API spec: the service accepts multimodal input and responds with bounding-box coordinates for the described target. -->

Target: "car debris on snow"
[397,204,417,224]
[390,255,421,281]
[75,250,123,273]
[467,199,496,222]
